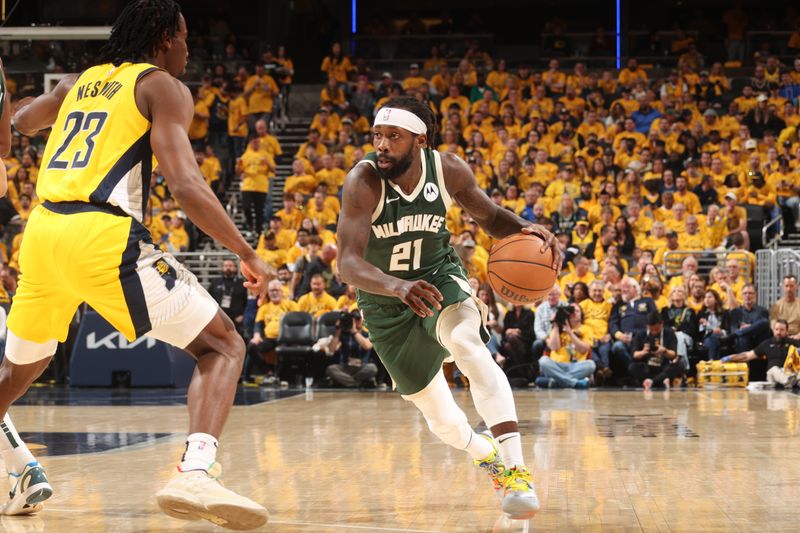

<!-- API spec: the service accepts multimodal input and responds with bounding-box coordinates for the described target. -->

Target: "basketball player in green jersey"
[338,96,559,519]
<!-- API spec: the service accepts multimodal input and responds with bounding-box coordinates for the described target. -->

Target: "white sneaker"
[2,462,53,516]
[155,463,269,531]
[500,466,540,520]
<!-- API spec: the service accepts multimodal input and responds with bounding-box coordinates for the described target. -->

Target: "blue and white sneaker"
[2,462,53,515]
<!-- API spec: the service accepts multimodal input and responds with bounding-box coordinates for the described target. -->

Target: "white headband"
[374,107,427,135]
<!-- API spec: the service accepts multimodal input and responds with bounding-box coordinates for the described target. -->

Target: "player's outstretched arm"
[12,74,78,136]
[337,165,442,317]
[0,58,11,158]
[142,71,270,294]
[441,152,561,268]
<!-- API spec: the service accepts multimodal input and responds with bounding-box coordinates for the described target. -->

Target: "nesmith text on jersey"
[371,214,445,239]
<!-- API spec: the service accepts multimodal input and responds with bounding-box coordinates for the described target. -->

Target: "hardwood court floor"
[2,387,800,533]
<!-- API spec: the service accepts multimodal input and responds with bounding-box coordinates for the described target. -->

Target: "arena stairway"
[218,116,312,249]
[777,222,800,251]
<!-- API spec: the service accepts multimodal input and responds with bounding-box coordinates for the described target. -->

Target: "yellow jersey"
[38,62,160,223]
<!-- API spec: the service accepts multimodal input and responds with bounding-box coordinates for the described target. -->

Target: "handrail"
[762,214,783,250]
[661,249,751,280]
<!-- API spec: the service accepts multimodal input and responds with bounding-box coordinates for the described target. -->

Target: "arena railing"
[173,251,238,289]
[761,214,783,250]
[755,249,800,308]
[660,249,750,283]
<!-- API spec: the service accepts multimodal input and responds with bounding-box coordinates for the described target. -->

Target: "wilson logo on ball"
[499,285,531,303]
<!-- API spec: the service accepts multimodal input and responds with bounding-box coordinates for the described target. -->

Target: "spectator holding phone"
[628,312,683,390]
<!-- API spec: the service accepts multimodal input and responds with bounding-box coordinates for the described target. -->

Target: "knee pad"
[437,299,492,372]
[403,371,472,449]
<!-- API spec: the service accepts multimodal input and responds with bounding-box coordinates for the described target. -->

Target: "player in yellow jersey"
[0,2,269,529]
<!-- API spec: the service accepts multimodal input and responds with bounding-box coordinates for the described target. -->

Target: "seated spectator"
[163,212,189,253]
[661,286,697,364]
[324,310,377,388]
[559,254,595,293]
[609,277,657,382]
[725,319,799,388]
[243,280,299,383]
[698,289,730,359]
[668,255,699,293]
[581,280,613,384]
[724,284,770,353]
[569,281,590,305]
[297,273,338,317]
[769,275,800,336]
[537,304,595,389]
[686,276,706,313]
[500,304,536,386]
[533,286,564,360]
[255,232,287,271]
[628,312,683,390]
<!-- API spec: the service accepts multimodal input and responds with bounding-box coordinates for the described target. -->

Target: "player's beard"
[376,144,415,182]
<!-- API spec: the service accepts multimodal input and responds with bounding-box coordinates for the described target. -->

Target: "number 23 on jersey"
[47,110,108,170]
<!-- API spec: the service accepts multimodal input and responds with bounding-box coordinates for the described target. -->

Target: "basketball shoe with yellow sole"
[155,462,269,531]
[500,466,540,519]
[2,462,52,516]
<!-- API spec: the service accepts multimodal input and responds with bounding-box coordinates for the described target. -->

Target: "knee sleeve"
[402,370,472,450]
[437,299,517,427]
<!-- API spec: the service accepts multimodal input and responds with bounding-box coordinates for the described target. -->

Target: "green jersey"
[353,147,488,395]
[359,148,457,286]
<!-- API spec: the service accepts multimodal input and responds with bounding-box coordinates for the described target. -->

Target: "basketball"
[487,233,558,305]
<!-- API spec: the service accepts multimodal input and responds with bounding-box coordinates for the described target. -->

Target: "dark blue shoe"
[534,377,556,389]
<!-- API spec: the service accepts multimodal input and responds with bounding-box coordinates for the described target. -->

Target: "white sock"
[464,431,494,461]
[0,414,38,474]
[495,432,524,468]
[178,433,218,473]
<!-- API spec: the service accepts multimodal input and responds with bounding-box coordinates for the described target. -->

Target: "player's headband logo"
[374,107,426,135]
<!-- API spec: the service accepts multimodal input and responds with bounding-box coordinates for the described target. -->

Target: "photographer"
[325,309,378,388]
[628,312,683,390]
[537,304,596,389]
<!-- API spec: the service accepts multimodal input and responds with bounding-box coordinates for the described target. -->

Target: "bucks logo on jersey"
[359,148,457,280]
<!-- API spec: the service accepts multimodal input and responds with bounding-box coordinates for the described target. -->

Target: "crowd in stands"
[3,30,800,389]
[244,41,800,389]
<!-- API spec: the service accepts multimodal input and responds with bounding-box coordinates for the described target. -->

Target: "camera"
[337,310,362,333]
[553,305,572,330]
[338,311,353,332]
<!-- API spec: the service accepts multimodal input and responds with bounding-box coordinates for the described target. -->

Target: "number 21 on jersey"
[47,110,108,170]
[389,238,422,272]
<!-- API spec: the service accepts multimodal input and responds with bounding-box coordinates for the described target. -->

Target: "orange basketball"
[487,233,559,305]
